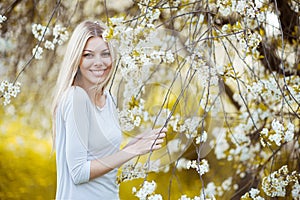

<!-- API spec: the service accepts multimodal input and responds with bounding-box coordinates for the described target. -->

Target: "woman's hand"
[123,127,167,156]
[89,127,167,180]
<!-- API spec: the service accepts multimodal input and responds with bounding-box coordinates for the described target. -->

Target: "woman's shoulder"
[67,86,89,96]
[58,86,91,119]
[63,86,90,102]
[59,86,90,109]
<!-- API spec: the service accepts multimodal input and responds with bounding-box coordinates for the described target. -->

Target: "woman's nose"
[94,55,104,66]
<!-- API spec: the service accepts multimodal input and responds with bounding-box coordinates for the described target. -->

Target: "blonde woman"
[52,20,166,200]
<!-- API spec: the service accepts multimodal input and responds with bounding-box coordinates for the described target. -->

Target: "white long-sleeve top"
[55,86,122,200]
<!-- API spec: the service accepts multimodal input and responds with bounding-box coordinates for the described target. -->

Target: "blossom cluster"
[246,75,300,115]
[103,16,177,105]
[89,2,299,199]
[237,30,262,56]
[260,119,295,147]
[216,0,266,22]
[118,97,149,131]
[166,111,208,142]
[31,23,69,59]
[209,127,228,160]
[213,0,267,58]
[118,158,171,183]
[241,188,265,200]
[137,1,161,24]
[262,165,299,197]
[52,24,69,45]
[186,159,209,175]
[166,138,187,155]
[132,181,162,200]
[179,195,197,200]
[247,78,279,101]
[31,24,50,41]
[210,117,261,163]
[186,51,220,89]
[0,81,21,106]
[178,116,201,136]
[186,178,237,199]
[117,162,147,183]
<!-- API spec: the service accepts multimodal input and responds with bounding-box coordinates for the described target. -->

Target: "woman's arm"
[89,127,166,180]
[63,87,166,183]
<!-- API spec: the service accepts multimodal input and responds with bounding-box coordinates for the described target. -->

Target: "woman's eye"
[83,53,93,58]
[101,52,110,57]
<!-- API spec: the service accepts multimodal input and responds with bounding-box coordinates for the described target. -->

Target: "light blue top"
[55,86,122,200]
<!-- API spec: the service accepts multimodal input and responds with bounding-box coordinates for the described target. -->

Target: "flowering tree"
[0,0,299,199]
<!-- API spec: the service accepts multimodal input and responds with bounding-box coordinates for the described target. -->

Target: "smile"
[90,69,106,77]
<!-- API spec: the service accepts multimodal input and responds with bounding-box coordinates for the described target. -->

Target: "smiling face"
[78,36,112,91]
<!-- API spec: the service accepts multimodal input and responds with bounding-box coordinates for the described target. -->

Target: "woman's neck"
[86,88,106,108]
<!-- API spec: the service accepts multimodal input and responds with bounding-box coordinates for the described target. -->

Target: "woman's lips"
[90,69,105,77]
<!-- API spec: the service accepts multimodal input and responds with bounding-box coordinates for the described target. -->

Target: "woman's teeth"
[91,70,105,76]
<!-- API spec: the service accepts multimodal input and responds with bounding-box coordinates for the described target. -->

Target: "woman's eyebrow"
[83,49,109,52]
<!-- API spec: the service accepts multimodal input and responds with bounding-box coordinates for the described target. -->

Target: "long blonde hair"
[51,20,116,143]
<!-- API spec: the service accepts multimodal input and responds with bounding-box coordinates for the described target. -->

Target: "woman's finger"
[156,133,166,138]
[154,127,167,134]
[154,139,164,144]
[152,144,162,150]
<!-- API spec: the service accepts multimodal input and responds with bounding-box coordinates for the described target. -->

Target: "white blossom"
[109,16,124,25]
[187,159,209,175]
[235,0,247,14]
[176,158,190,171]
[118,98,149,131]
[241,188,265,200]
[44,40,55,50]
[260,128,268,136]
[32,45,43,59]
[133,116,141,126]
[257,12,266,23]
[262,165,290,197]
[32,23,50,41]
[292,181,300,199]
[255,0,264,9]
[0,81,21,106]
[165,50,175,63]
[148,194,163,200]
[219,6,231,17]
[167,138,186,154]
[268,132,282,146]
[249,188,260,198]
[134,181,157,200]
[198,159,209,175]
[196,131,207,144]
[246,7,256,18]
[53,24,69,45]
[0,15,7,24]
[284,122,294,142]
[204,182,217,197]
[221,177,232,191]
[119,162,147,182]
[211,127,229,159]
[179,195,192,200]
[184,117,200,135]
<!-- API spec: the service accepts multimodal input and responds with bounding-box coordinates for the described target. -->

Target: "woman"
[52,20,166,200]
